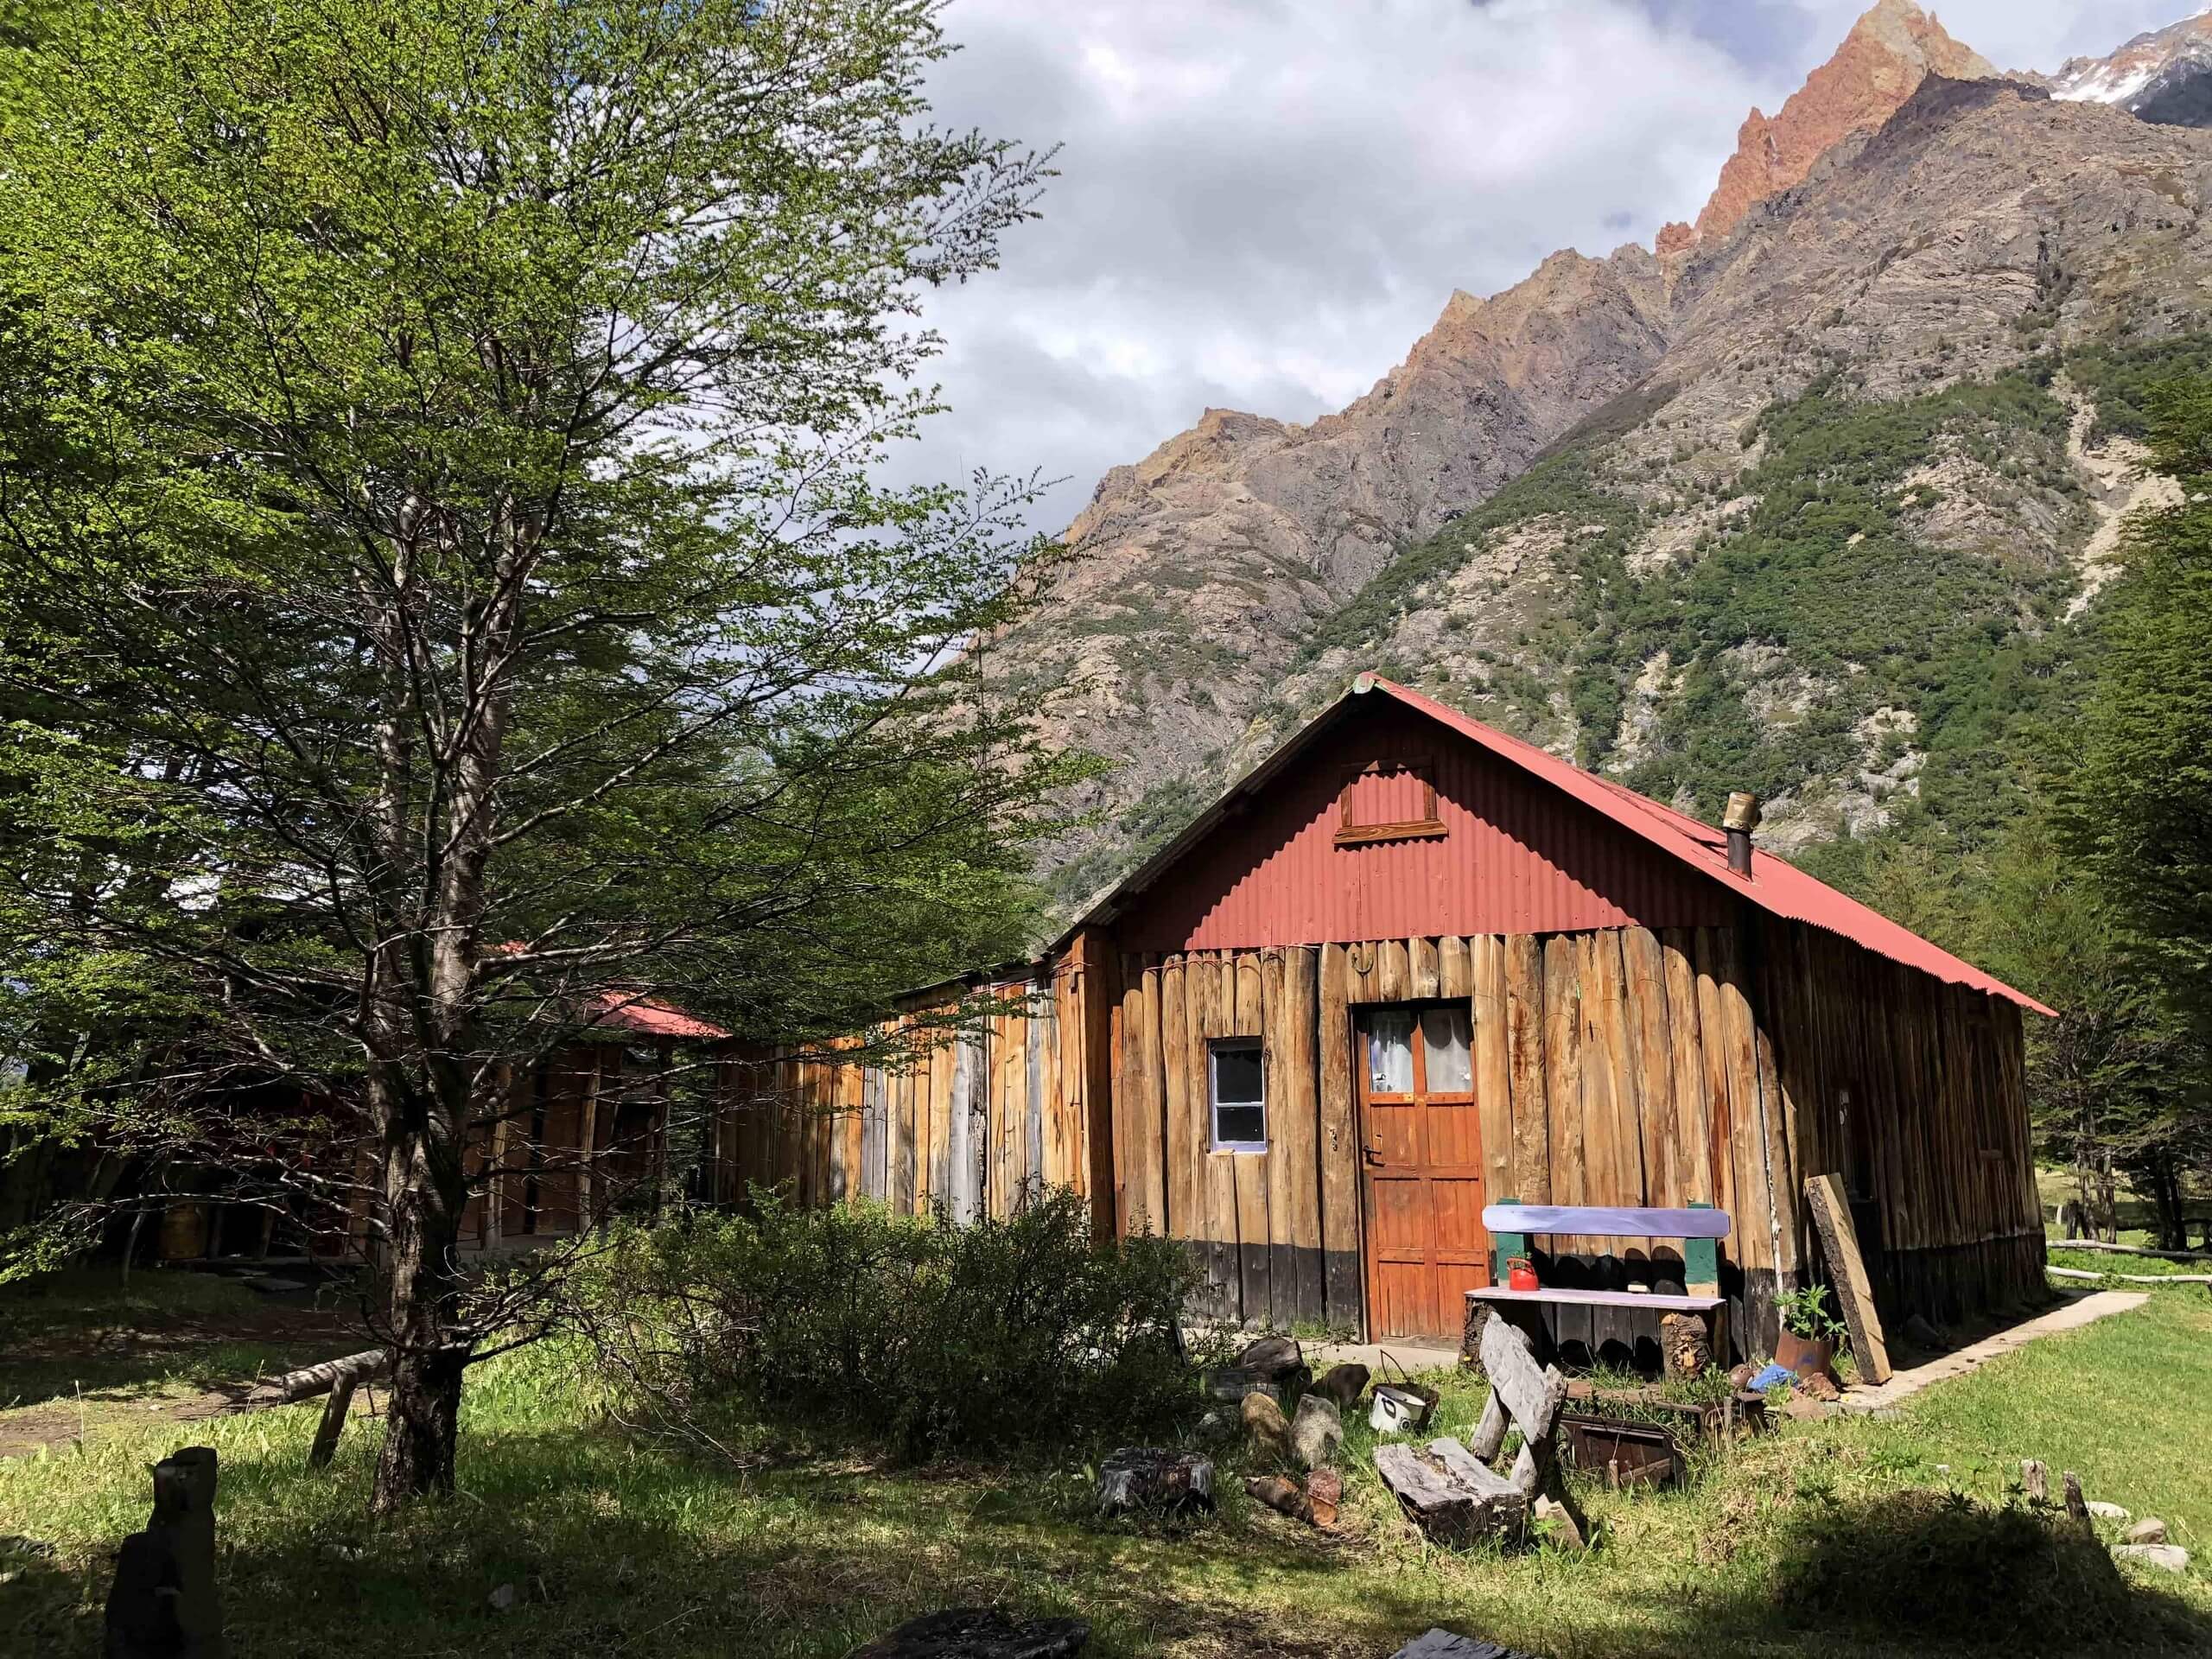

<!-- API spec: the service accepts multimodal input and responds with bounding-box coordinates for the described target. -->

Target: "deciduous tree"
[0,0,1066,1509]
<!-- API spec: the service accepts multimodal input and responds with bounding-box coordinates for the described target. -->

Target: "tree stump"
[1095,1449,1214,1517]
[1659,1313,1711,1379]
[104,1446,223,1659]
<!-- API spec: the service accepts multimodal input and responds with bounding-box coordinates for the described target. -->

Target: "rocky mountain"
[2048,10,2212,128]
[1659,0,1993,253]
[998,4,2212,909]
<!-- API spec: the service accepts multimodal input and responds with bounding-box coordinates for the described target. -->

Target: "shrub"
[574,1185,1206,1460]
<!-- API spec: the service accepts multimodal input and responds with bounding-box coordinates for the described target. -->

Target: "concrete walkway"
[1837,1289,2149,1414]
[1308,1337,1464,1376]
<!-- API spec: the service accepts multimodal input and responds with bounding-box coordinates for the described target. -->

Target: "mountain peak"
[1679,0,1994,250]
[2048,9,2212,128]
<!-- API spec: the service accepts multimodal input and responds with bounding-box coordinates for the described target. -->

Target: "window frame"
[1333,756,1448,847]
[1208,1036,1268,1154]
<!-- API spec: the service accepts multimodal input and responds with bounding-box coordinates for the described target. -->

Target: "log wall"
[1757,918,2045,1325]
[717,916,2042,1352]
[710,935,1116,1237]
[1109,927,1800,1338]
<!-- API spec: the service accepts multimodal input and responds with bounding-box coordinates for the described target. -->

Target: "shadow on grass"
[1624,1489,2212,1658]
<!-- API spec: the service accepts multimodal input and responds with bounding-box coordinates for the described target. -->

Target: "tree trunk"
[369,1077,470,1513]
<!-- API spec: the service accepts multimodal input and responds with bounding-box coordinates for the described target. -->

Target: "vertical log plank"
[1504,935,1550,1205]
[1279,944,1324,1325]
[1317,942,1363,1332]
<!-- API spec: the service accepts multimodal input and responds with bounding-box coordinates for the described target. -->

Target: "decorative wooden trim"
[1334,757,1446,847]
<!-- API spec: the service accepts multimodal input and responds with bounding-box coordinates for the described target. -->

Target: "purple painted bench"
[1467,1202,1732,1352]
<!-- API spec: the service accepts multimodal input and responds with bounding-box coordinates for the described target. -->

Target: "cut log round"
[1096,1449,1214,1517]
[1289,1394,1344,1471]
[1659,1313,1712,1380]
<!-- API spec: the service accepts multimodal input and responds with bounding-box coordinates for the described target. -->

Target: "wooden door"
[1357,1003,1490,1339]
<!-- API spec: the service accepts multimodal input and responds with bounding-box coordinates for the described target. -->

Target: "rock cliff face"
[993,5,2212,907]
[1672,0,1993,250]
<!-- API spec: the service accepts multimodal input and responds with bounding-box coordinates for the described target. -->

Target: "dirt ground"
[0,1270,369,1459]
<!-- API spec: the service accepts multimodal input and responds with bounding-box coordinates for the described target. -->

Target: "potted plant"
[1774,1284,1847,1384]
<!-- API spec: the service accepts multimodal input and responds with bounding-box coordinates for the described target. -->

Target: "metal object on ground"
[1558,1412,1682,1490]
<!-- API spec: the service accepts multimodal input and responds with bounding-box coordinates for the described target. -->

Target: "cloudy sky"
[899,1,2186,537]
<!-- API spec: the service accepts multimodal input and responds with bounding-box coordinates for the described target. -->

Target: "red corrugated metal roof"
[586,992,731,1041]
[1071,673,2054,1016]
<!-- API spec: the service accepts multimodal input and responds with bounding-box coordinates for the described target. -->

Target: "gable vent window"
[1334,758,1447,847]
[1209,1039,1267,1152]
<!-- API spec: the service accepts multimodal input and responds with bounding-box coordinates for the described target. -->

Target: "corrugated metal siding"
[1121,702,1731,952]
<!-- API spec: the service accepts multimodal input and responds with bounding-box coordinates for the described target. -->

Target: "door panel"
[1358,1001,1489,1340]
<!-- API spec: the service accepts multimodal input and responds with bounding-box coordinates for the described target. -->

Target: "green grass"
[2048,1249,2210,1280]
[4,1290,2209,1656]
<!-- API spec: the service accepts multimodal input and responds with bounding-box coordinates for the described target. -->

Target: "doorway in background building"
[1356,1002,1490,1340]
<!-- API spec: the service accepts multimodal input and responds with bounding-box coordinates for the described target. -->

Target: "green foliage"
[1622,369,2080,821]
[573,1186,1206,1460]
[2066,378,2212,1030]
[2067,331,2212,443]
[1774,1285,1847,1344]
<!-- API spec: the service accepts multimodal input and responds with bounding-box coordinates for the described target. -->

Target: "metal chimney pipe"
[1723,791,1762,877]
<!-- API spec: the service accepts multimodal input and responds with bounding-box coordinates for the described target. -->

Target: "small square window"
[1210,1039,1267,1151]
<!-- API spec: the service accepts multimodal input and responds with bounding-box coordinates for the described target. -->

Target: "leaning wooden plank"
[1468,1386,1509,1461]
[308,1371,359,1470]
[1805,1173,1892,1383]
[1477,1309,1567,1445]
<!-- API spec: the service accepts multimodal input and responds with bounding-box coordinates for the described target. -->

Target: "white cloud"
[889,1,2188,537]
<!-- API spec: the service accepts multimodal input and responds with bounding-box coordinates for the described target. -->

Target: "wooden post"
[308,1374,358,1471]
[104,1446,224,1659]
[578,1047,606,1229]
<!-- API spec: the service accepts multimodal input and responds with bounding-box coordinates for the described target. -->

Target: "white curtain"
[1367,1011,1414,1093]
[1421,1006,1472,1093]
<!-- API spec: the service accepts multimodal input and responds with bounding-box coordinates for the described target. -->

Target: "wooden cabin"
[719,675,2051,1356]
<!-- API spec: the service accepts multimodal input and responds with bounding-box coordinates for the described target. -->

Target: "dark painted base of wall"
[1187,1230,2051,1359]
[1180,1241,1363,1335]
[1877,1231,2050,1332]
